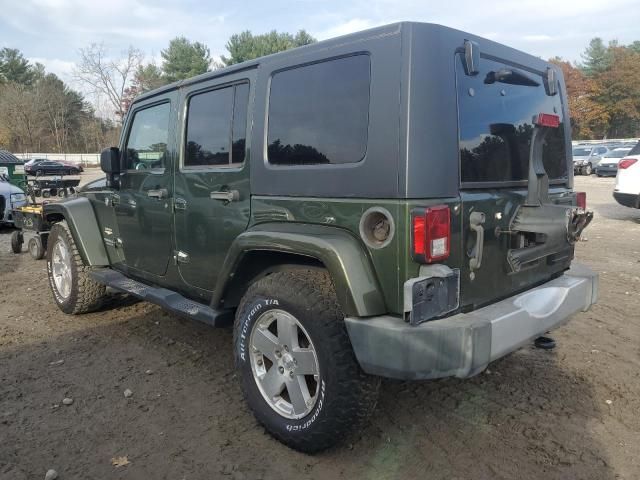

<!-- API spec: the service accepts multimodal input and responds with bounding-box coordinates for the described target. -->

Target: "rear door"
[173,74,253,294]
[456,54,573,309]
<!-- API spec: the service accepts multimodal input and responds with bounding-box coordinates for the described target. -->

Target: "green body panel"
[212,221,386,317]
[246,196,463,315]
[82,186,126,267]
[174,169,251,290]
[458,188,575,309]
[44,197,110,266]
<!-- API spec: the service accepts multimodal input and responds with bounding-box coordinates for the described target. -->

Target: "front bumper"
[345,264,598,380]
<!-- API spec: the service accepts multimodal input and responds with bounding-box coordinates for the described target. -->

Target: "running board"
[89,269,234,327]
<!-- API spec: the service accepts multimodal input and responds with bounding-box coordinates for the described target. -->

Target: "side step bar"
[89,269,234,327]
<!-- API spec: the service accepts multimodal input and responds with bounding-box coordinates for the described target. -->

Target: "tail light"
[576,191,587,210]
[619,158,637,169]
[412,206,450,263]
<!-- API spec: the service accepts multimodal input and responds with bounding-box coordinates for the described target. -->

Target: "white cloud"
[28,57,75,80]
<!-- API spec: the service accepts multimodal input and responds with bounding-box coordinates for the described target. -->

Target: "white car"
[613,142,640,209]
[0,175,28,225]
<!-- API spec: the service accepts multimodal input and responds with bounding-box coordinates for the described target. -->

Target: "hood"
[0,179,25,195]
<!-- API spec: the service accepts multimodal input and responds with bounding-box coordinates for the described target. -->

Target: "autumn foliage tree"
[557,38,640,139]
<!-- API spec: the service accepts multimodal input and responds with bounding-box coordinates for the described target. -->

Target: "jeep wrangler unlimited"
[44,22,597,452]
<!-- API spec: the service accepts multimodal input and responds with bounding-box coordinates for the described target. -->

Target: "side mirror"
[101,147,120,188]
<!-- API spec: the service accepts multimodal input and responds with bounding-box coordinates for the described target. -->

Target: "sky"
[1,0,639,90]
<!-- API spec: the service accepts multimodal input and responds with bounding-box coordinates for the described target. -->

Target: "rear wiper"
[484,68,540,87]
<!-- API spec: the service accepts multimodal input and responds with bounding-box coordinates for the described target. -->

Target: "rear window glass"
[573,147,592,156]
[629,141,640,156]
[457,56,568,183]
[267,54,370,166]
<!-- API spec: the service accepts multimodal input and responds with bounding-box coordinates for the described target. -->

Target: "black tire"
[28,236,45,260]
[36,169,43,176]
[42,190,51,198]
[11,230,23,253]
[46,221,107,314]
[234,269,380,453]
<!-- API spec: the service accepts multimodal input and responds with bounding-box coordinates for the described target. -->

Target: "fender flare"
[44,197,109,266]
[213,222,386,317]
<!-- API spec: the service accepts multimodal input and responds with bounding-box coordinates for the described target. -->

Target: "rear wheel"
[28,236,45,260]
[11,230,23,253]
[46,221,107,314]
[234,269,380,452]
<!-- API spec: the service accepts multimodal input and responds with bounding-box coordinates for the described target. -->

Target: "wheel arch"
[44,197,109,266]
[213,223,387,317]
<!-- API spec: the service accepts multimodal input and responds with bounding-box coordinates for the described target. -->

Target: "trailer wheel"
[28,236,45,260]
[11,230,23,253]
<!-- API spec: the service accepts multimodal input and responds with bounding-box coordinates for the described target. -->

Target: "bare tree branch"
[74,43,143,122]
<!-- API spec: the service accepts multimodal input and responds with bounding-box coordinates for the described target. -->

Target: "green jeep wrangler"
[44,22,597,452]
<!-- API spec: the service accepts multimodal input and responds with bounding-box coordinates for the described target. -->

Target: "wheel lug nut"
[275,350,281,358]
[257,359,263,366]
[278,366,284,374]
[289,371,294,378]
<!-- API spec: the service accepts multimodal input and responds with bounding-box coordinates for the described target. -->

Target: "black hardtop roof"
[133,21,553,104]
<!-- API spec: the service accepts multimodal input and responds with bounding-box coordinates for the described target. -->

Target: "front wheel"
[583,163,593,175]
[46,221,107,314]
[234,269,380,453]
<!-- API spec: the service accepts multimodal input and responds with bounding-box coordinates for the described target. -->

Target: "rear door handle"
[147,188,168,199]
[210,190,240,202]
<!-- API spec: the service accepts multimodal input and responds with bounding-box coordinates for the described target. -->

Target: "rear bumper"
[613,191,639,209]
[345,264,598,380]
[595,166,617,176]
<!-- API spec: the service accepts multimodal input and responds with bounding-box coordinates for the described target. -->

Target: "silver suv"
[0,175,27,226]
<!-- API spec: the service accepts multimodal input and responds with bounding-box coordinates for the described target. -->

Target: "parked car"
[25,158,84,173]
[572,145,610,175]
[613,142,640,208]
[24,160,81,176]
[40,22,597,453]
[0,174,27,225]
[595,147,633,177]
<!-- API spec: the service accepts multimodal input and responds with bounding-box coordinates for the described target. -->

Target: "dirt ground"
[1,174,639,480]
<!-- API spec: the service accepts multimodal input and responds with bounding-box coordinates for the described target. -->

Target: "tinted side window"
[231,83,249,165]
[267,55,370,166]
[185,87,233,167]
[185,83,249,167]
[124,103,171,171]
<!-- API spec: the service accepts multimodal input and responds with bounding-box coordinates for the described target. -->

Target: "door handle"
[210,190,240,202]
[469,211,486,271]
[147,188,168,199]
[174,197,187,211]
[111,193,120,206]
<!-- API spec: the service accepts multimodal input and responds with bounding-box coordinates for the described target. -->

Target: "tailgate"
[455,52,578,310]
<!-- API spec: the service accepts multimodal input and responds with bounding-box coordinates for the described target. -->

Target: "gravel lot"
[1,174,639,479]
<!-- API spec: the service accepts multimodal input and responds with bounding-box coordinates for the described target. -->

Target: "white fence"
[14,153,100,166]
